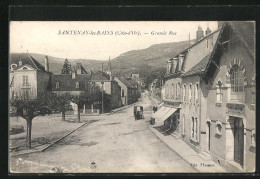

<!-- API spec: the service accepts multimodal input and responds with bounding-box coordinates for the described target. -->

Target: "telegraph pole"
[101,61,104,114]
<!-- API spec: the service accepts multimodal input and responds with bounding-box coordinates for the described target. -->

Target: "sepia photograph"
[8,21,255,173]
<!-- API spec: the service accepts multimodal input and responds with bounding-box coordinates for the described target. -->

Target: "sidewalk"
[149,126,226,173]
[148,95,226,172]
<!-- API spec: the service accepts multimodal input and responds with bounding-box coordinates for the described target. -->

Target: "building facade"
[159,22,255,171]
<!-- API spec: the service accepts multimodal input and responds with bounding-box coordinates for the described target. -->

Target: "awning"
[151,106,167,119]
[155,107,177,126]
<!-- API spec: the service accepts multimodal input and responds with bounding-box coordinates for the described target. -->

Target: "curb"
[148,125,200,172]
[41,122,88,152]
[10,122,90,157]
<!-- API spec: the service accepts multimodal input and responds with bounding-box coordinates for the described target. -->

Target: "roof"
[117,77,138,89]
[51,74,91,91]
[175,28,222,59]
[230,21,255,57]
[9,53,47,72]
[181,54,211,77]
[90,71,111,81]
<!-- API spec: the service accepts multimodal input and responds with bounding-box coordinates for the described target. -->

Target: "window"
[216,81,223,103]
[191,117,198,140]
[76,82,79,88]
[23,67,28,70]
[215,121,222,135]
[230,65,244,92]
[122,90,125,97]
[182,114,185,135]
[22,75,29,86]
[195,83,199,103]
[178,82,181,98]
[189,84,192,103]
[183,85,186,101]
[230,65,245,102]
[171,83,174,98]
[56,82,59,89]
[251,129,256,147]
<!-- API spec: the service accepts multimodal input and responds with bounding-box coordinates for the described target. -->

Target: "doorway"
[233,118,244,167]
[207,122,211,151]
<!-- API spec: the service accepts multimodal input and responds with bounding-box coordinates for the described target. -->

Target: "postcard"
[9,21,256,173]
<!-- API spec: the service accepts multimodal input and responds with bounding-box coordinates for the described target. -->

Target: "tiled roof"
[51,74,91,91]
[230,21,255,57]
[9,53,47,72]
[181,54,211,77]
[90,71,110,81]
[117,77,138,89]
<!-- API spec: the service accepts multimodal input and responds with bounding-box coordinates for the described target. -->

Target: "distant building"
[114,77,139,105]
[51,62,122,113]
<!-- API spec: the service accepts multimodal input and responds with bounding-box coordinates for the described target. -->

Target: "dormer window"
[10,64,17,71]
[56,82,59,89]
[23,67,28,70]
[76,82,79,88]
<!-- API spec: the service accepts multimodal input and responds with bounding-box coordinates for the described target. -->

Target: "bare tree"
[10,90,51,149]
[47,92,72,121]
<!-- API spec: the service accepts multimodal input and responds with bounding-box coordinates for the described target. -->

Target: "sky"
[10,21,218,61]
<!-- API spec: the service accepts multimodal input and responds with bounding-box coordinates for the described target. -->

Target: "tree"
[61,58,71,74]
[47,92,72,121]
[70,83,104,122]
[10,91,51,149]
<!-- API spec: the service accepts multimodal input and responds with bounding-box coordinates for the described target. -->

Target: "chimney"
[18,59,22,66]
[44,56,49,72]
[76,63,81,74]
[206,27,212,36]
[178,54,184,71]
[72,68,76,79]
[172,58,178,73]
[196,25,204,41]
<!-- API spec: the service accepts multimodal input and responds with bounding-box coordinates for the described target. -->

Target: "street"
[10,95,195,173]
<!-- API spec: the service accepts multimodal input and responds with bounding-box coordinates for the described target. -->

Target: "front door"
[234,118,244,167]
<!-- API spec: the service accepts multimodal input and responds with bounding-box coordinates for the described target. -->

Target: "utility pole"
[101,61,104,114]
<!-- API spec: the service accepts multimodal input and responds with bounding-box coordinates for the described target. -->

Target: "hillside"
[11,39,194,85]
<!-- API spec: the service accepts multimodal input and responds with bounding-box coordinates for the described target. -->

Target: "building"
[9,53,51,99]
[157,22,255,171]
[150,79,163,102]
[195,22,255,171]
[51,62,122,113]
[114,77,139,105]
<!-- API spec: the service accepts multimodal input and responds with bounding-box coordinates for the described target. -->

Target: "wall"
[111,81,122,109]
[13,69,37,99]
[37,71,51,98]
[206,39,255,171]
[181,75,202,152]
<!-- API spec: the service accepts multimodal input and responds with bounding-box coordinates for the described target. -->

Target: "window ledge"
[189,137,199,143]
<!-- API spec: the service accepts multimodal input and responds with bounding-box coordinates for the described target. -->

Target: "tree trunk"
[77,105,80,123]
[61,110,66,121]
[26,119,32,149]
